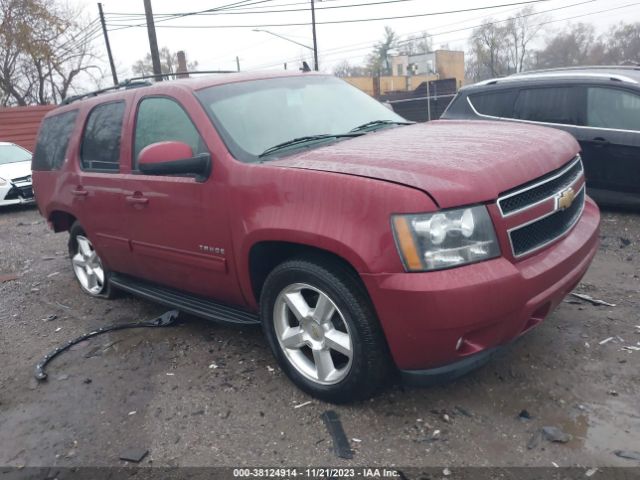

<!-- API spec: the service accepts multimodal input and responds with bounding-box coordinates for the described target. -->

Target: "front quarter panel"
[229,162,436,306]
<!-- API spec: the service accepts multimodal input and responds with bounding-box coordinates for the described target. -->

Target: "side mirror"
[138,141,211,181]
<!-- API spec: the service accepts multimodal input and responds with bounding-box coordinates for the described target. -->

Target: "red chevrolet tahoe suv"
[32,72,600,403]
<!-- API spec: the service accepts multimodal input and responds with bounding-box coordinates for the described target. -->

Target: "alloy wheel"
[71,235,105,295]
[273,283,353,385]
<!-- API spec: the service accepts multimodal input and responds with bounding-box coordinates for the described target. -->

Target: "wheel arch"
[48,210,77,233]
[247,240,368,304]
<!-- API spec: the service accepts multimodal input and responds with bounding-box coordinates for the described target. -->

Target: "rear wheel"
[260,258,391,403]
[68,222,114,298]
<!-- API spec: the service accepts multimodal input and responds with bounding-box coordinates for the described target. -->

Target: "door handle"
[591,137,610,147]
[71,188,88,197]
[125,194,149,205]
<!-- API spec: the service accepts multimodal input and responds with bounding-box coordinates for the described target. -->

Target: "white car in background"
[0,142,34,207]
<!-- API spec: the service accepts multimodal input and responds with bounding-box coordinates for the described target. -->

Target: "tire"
[260,257,391,403]
[68,222,115,299]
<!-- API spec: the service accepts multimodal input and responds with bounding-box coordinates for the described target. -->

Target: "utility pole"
[143,0,163,81]
[98,3,118,85]
[426,79,431,122]
[236,56,240,72]
[310,0,319,71]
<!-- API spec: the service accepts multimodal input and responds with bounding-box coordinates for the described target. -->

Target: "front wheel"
[68,222,115,298]
[260,258,391,403]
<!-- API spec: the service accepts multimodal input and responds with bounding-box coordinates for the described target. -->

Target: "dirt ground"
[0,204,639,471]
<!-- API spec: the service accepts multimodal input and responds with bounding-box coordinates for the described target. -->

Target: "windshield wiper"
[349,119,414,133]
[258,133,363,158]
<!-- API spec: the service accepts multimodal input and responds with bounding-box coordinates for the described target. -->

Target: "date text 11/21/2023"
[232,467,402,478]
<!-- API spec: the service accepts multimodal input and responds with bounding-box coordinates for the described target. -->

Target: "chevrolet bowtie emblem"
[557,187,576,210]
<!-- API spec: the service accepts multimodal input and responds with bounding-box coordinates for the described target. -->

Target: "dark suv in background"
[442,66,640,207]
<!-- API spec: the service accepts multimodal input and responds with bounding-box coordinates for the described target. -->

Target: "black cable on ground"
[34,310,181,381]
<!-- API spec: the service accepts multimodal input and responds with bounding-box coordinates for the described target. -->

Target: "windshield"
[196,75,406,162]
[0,144,31,165]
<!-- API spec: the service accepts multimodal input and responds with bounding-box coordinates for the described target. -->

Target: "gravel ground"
[0,204,639,470]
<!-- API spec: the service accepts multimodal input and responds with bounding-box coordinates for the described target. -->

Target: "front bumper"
[0,180,35,206]
[361,197,600,375]
[400,345,502,386]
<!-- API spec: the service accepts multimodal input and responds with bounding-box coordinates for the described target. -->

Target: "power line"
[246,0,617,69]
[211,0,345,10]
[106,0,278,31]
[60,26,103,52]
[159,0,276,20]
[104,0,428,21]
[107,0,554,30]
[106,0,342,16]
[322,1,640,64]
[57,18,100,48]
[57,19,102,52]
[202,25,311,64]
[254,0,596,66]
[202,0,544,66]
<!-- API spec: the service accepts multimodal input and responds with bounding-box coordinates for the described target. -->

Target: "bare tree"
[332,59,369,77]
[0,0,101,106]
[466,20,510,82]
[535,23,602,68]
[602,22,640,64]
[132,47,199,79]
[505,6,548,73]
[333,60,353,78]
[403,31,433,55]
[466,7,549,81]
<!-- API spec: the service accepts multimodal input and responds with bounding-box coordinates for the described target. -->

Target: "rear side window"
[32,110,78,171]
[81,101,125,171]
[513,87,578,125]
[133,97,205,167]
[468,90,516,117]
[586,87,640,131]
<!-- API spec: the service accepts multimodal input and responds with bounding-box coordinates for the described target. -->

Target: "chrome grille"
[498,157,583,216]
[498,156,586,258]
[509,187,585,257]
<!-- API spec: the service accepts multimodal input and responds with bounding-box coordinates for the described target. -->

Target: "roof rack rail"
[61,80,152,105]
[513,65,640,75]
[475,71,639,88]
[60,70,236,106]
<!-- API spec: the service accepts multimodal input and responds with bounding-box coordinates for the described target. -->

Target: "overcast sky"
[70,0,640,80]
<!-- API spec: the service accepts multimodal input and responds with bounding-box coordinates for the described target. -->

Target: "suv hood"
[0,160,31,181]
[270,120,579,208]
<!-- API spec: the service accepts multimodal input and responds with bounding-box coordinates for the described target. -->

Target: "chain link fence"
[385,93,457,122]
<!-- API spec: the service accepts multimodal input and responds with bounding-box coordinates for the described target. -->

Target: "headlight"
[392,205,500,271]
[0,177,6,186]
